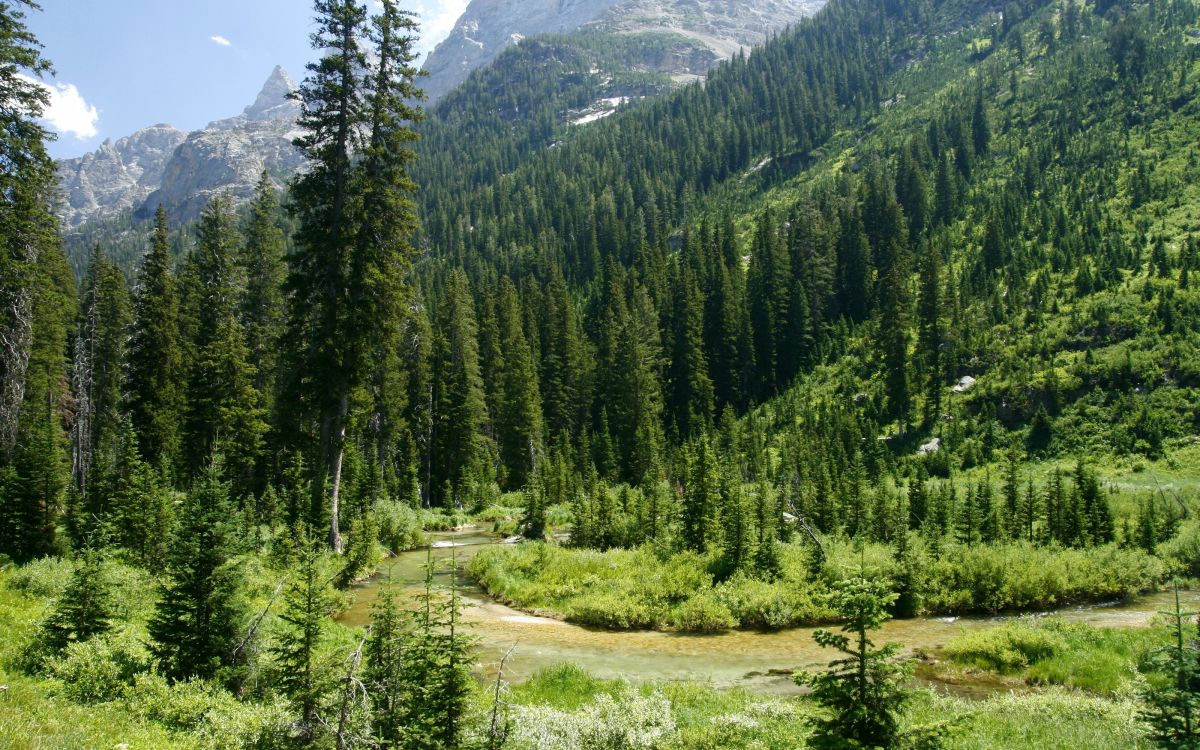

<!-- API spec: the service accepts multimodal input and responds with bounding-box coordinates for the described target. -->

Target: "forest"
[3,0,1200,747]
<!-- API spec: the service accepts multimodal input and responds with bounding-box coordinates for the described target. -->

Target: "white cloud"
[19,76,100,140]
[210,35,232,47]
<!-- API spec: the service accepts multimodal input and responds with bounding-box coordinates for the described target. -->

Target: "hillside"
[4,0,1200,748]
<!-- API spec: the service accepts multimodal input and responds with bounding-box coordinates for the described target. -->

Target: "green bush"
[944,622,1064,672]
[670,591,737,632]
[569,590,658,630]
[45,630,150,703]
[375,500,426,553]
[1159,519,1200,577]
[924,543,1166,613]
[7,557,73,598]
[125,672,291,750]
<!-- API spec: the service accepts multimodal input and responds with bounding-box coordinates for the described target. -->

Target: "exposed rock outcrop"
[56,66,304,227]
[56,124,186,228]
[421,0,825,102]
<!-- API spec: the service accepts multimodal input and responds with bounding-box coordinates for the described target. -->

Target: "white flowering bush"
[507,687,675,750]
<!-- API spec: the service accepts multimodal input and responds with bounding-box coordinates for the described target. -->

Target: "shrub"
[507,687,675,750]
[375,500,426,553]
[45,630,150,703]
[8,557,74,598]
[670,591,736,632]
[125,672,291,750]
[1159,519,1200,577]
[569,590,658,630]
[944,622,1064,672]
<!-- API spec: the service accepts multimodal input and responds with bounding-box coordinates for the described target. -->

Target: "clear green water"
[339,527,1197,693]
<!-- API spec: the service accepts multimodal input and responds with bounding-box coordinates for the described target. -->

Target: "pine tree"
[916,240,943,423]
[148,461,246,681]
[105,420,173,567]
[71,244,131,500]
[748,209,791,394]
[431,269,491,505]
[797,577,921,750]
[667,263,714,440]
[273,545,338,737]
[284,0,424,551]
[42,543,113,652]
[717,461,753,578]
[401,552,477,750]
[364,589,406,747]
[239,172,287,422]
[184,196,266,494]
[127,206,185,472]
[0,231,73,560]
[611,285,665,484]
[1139,586,1200,749]
[0,0,59,460]
[494,278,542,489]
[682,440,719,554]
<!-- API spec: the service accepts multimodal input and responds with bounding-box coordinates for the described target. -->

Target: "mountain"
[55,123,186,229]
[134,66,304,224]
[420,0,825,102]
[56,66,304,228]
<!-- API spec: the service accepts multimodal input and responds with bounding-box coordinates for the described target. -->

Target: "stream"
[337,527,1199,694]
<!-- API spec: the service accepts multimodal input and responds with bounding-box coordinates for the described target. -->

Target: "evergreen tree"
[71,244,131,500]
[239,172,287,422]
[494,278,542,489]
[364,589,406,747]
[0,0,59,461]
[681,440,719,554]
[667,262,714,439]
[431,269,490,505]
[1139,586,1200,749]
[797,577,924,750]
[285,0,422,550]
[401,552,477,750]
[42,543,113,652]
[184,196,266,494]
[148,461,246,681]
[127,206,185,471]
[0,230,72,560]
[273,545,338,738]
[916,240,943,423]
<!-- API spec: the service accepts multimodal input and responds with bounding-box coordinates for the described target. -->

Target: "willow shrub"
[923,543,1167,613]
[470,540,1167,632]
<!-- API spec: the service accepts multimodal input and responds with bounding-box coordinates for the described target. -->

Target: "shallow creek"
[337,527,1200,694]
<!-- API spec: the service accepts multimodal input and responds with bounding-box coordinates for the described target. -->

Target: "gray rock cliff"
[56,66,304,227]
[421,0,825,102]
[56,124,187,228]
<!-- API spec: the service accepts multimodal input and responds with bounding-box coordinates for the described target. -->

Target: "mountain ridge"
[420,0,825,102]
[56,66,303,228]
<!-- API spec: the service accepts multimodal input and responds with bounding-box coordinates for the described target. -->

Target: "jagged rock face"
[56,124,187,228]
[56,66,304,227]
[596,0,828,59]
[421,0,824,101]
[136,66,304,223]
[422,0,627,102]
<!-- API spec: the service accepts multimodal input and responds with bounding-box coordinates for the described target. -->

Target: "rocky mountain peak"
[57,65,304,228]
[244,65,299,122]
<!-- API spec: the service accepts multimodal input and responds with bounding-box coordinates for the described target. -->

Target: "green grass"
[503,664,1152,750]
[942,618,1165,694]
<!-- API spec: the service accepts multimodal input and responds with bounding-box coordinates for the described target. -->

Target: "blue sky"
[26,1,467,159]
